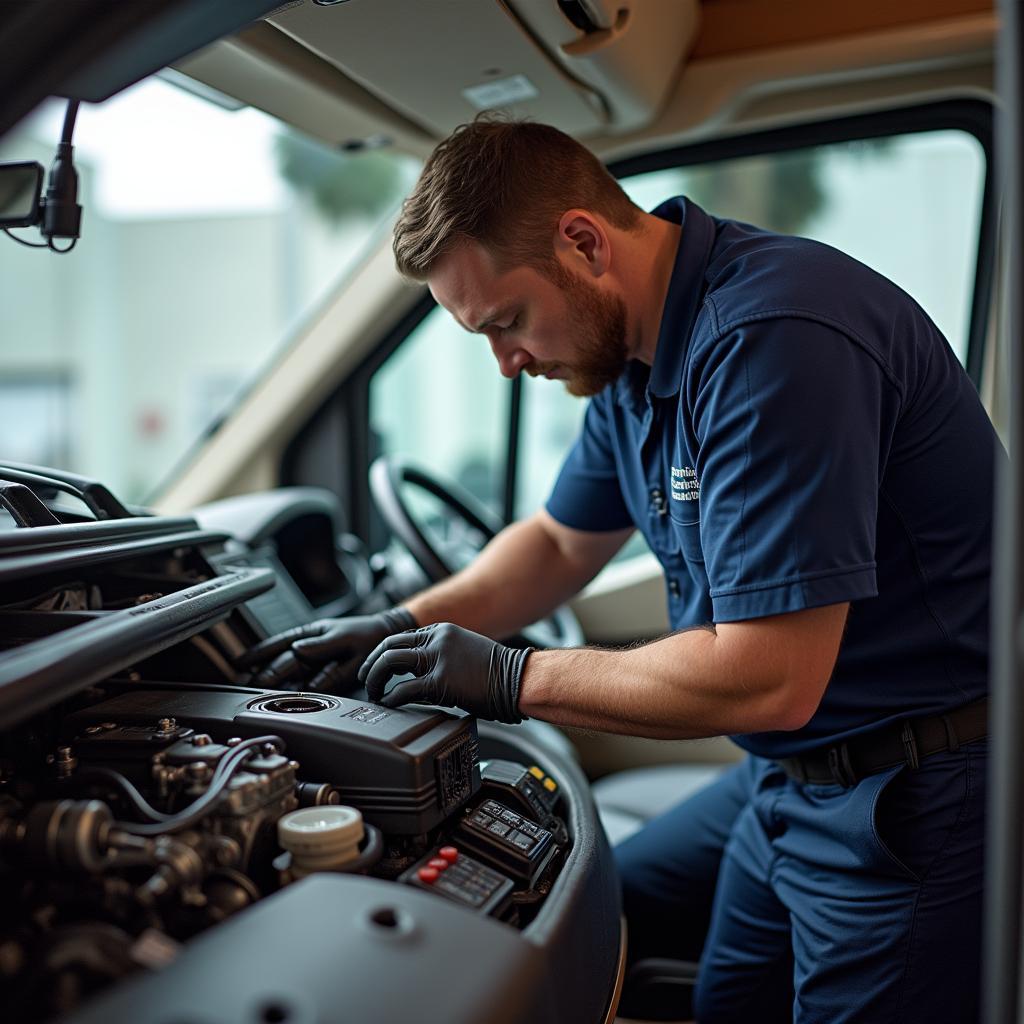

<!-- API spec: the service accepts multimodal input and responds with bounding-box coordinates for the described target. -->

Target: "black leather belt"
[776,697,988,787]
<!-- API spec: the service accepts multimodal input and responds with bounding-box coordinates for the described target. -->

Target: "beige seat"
[593,763,725,846]
[595,765,724,1023]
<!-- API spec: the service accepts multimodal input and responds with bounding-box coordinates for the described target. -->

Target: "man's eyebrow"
[467,307,513,334]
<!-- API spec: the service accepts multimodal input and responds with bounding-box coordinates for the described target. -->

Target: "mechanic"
[241,120,999,1023]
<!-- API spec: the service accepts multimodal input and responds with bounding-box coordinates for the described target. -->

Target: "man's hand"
[358,622,532,723]
[236,607,415,690]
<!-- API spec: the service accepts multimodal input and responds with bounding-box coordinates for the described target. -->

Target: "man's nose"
[488,334,531,378]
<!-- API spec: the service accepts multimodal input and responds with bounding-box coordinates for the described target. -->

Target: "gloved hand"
[236,607,416,691]
[358,622,532,723]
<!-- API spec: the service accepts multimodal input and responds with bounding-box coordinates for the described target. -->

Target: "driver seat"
[593,763,725,1024]
[593,762,723,846]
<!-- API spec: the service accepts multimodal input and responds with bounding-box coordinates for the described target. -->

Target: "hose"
[114,735,284,837]
[75,767,171,823]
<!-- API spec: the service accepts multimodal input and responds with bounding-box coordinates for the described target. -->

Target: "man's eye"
[505,314,520,331]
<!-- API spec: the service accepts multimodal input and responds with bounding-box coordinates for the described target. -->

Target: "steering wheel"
[369,456,584,650]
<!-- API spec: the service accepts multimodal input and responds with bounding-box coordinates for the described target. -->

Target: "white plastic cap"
[277,805,365,877]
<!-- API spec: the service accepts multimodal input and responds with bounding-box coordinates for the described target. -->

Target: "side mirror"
[0,162,44,228]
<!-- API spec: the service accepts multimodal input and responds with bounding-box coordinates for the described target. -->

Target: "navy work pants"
[614,743,987,1023]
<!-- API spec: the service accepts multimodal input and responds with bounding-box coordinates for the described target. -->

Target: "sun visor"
[172,25,435,154]
[266,0,609,138]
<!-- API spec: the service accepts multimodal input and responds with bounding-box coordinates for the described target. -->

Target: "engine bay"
[0,473,620,1024]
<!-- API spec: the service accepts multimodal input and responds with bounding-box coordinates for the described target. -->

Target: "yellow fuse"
[543,777,557,792]
[528,765,544,780]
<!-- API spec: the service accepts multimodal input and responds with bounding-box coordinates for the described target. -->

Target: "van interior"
[0,2,1017,1022]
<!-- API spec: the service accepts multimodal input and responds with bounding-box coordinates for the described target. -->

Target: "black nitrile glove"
[236,607,416,691]
[358,622,532,723]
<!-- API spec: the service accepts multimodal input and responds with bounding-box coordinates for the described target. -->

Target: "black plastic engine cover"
[61,873,549,1024]
[64,685,480,834]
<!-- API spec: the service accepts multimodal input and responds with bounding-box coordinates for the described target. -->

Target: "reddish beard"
[526,265,629,397]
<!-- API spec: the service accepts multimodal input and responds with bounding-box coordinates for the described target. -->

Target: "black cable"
[2,227,48,249]
[61,101,80,146]
[48,238,76,254]
[41,98,82,248]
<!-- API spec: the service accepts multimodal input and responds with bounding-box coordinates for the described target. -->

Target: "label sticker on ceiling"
[462,75,539,110]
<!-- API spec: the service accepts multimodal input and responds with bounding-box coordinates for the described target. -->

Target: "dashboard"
[0,469,621,1024]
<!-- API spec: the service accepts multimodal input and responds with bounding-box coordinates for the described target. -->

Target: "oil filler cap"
[278,805,364,877]
[248,694,340,714]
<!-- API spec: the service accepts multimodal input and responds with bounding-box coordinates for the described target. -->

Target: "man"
[242,121,998,1022]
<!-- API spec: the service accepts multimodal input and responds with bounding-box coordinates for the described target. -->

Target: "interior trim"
[589,13,994,159]
[691,0,992,60]
[601,917,629,1024]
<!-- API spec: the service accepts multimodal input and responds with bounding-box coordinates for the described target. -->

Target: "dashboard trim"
[0,568,275,727]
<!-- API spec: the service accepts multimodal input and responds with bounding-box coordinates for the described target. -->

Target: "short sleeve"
[691,317,900,621]
[545,393,634,531]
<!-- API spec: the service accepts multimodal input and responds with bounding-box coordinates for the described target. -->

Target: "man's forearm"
[404,513,609,639]
[518,604,848,739]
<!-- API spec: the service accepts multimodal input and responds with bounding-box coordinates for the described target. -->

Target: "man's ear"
[555,210,610,277]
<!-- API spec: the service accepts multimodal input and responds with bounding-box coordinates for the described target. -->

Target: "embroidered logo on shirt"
[671,465,700,502]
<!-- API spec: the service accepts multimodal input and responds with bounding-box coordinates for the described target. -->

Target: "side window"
[368,306,510,516]
[516,375,586,522]
[515,125,988,563]
[622,130,984,366]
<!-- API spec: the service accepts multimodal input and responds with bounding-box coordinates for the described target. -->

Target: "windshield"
[0,75,419,505]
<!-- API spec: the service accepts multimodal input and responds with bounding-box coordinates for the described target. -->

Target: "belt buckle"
[901,720,921,770]
[827,744,856,787]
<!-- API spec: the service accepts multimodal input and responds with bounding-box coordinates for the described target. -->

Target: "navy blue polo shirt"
[546,197,1001,758]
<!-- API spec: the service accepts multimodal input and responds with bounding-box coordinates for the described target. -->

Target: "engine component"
[64,685,481,833]
[453,799,557,887]
[0,470,617,1024]
[277,805,364,877]
[0,798,113,872]
[479,759,561,820]
[399,844,514,918]
[294,781,341,806]
[478,759,569,848]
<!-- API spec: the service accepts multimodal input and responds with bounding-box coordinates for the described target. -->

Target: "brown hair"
[393,118,642,280]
